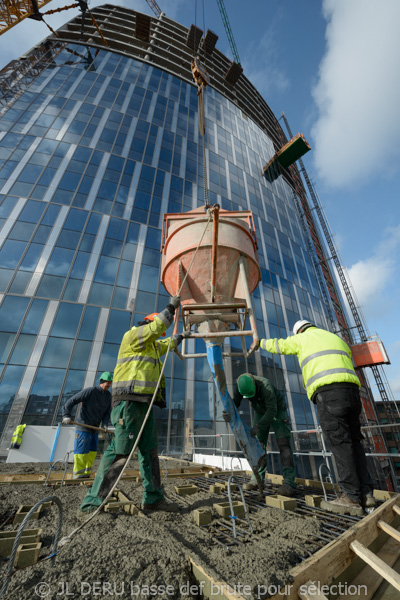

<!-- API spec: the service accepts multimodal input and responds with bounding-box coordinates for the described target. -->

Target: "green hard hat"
[238,374,256,398]
[100,371,113,382]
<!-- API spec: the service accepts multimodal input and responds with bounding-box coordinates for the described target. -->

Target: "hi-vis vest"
[261,327,360,400]
[11,424,26,449]
[112,312,176,401]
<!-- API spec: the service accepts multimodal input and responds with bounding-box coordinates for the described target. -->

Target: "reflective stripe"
[275,339,281,354]
[306,368,356,388]
[117,355,158,365]
[301,349,348,369]
[137,325,145,351]
[113,379,158,389]
[73,467,87,474]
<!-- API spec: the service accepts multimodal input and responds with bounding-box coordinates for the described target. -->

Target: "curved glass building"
[0,5,378,482]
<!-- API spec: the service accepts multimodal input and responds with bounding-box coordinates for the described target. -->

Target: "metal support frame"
[178,267,259,359]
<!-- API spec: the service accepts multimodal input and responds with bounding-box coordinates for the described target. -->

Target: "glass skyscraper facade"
[0,6,355,479]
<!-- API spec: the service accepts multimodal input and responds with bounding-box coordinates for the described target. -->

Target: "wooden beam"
[338,534,400,600]
[268,496,400,600]
[350,539,400,591]
[393,505,400,516]
[378,519,400,542]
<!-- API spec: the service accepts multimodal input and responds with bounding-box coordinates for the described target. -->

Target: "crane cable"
[56,212,213,549]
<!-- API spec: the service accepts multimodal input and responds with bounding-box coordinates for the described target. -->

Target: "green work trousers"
[251,408,296,488]
[80,401,163,511]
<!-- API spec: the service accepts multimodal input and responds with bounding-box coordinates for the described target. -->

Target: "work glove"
[166,296,180,315]
[62,417,72,425]
[222,411,231,423]
[172,330,190,346]
[169,295,180,309]
[249,424,260,438]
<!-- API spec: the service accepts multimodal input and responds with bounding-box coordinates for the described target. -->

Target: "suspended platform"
[262,133,311,182]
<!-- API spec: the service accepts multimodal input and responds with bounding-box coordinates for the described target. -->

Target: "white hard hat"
[293,320,314,335]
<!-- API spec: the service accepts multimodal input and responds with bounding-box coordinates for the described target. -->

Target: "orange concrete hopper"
[161,205,261,358]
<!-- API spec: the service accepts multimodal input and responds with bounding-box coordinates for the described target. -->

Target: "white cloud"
[311,0,400,188]
[345,225,400,317]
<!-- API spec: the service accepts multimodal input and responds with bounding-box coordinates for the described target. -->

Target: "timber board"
[267,495,400,600]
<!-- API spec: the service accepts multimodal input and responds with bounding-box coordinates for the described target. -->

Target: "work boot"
[142,498,180,513]
[276,483,296,497]
[242,481,258,491]
[362,492,376,509]
[321,493,363,516]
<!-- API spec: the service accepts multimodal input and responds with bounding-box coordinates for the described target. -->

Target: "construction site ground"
[0,459,399,600]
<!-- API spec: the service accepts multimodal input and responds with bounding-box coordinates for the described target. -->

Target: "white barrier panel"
[193,452,251,472]
[6,425,75,463]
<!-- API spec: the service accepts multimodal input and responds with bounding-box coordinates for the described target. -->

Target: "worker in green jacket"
[79,296,188,515]
[260,320,375,516]
[224,373,296,496]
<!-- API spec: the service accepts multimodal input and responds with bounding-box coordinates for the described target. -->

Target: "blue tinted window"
[78,306,100,340]
[63,208,88,231]
[0,197,18,219]
[70,252,90,278]
[145,227,161,250]
[0,296,29,332]
[85,212,101,234]
[51,303,83,338]
[41,337,74,368]
[9,334,35,365]
[9,221,36,241]
[18,200,46,223]
[88,282,113,306]
[56,229,81,249]
[69,340,91,370]
[23,367,65,418]
[36,274,64,299]
[94,256,119,285]
[0,332,15,362]
[0,365,25,412]
[105,310,130,344]
[21,299,48,334]
[107,218,126,240]
[45,247,75,276]
[126,222,140,243]
[0,239,26,268]
[19,243,43,271]
[137,265,158,293]
[41,204,60,226]
[98,342,119,372]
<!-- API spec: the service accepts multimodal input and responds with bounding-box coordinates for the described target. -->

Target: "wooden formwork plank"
[350,539,400,592]
[189,557,247,600]
[378,519,400,542]
[268,495,400,600]
[337,534,400,600]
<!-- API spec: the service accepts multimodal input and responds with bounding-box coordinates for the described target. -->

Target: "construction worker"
[79,296,188,515]
[259,320,375,515]
[10,423,26,449]
[62,372,113,479]
[224,373,296,496]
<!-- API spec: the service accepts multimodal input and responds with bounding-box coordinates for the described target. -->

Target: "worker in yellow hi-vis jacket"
[259,320,375,516]
[79,296,189,516]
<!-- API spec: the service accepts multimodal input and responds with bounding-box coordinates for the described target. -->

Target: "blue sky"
[1,0,400,400]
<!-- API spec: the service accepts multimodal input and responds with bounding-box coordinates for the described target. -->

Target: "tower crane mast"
[216,0,241,65]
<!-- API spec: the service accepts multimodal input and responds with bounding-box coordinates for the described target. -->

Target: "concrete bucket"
[161,205,266,487]
[161,205,261,358]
